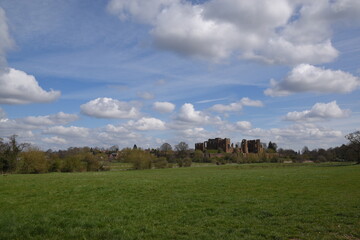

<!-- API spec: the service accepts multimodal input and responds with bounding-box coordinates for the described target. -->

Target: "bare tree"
[345,131,360,164]
[175,142,189,159]
[160,143,172,152]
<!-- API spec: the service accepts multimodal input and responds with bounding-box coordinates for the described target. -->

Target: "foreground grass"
[0,163,359,240]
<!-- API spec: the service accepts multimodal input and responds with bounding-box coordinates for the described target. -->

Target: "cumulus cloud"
[0,8,61,104]
[126,117,166,131]
[236,121,252,130]
[43,126,90,137]
[80,97,141,119]
[265,64,360,96]
[210,97,263,113]
[0,68,61,104]
[0,111,78,136]
[248,123,343,144]
[284,101,350,122]
[42,136,67,145]
[107,0,359,64]
[20,112,78,126]
[175,103,210,124]
[153,101,175,113]
[105,124,129,133]
[180,127,210,140]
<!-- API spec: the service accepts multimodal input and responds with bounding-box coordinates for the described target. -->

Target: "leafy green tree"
[267,141,277,153]
[0,135,29,173]
[17,149,47,174]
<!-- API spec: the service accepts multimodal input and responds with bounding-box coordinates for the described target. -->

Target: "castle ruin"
[195,138,263,154]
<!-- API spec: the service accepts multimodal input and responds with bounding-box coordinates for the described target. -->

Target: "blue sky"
[0,0,359,151]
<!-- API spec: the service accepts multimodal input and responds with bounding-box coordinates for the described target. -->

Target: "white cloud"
[80,97,141,119]
[0,8,60,105]
[236,121,252,130]
[180,127,210,140]
[176,103,210,124]
[246,123,343,149]
[153,101,175,113]
[105,124,129,133]
[107,0,175,23]
[20,112,78,126]
[0,68,61,104]
[42,136,67,145]
[284,101,350,122]
[240,97,264,107]
[265,64,360,96]
[126,117,166,131]
[108,0,359,64]
[244,38,338,65]
[43,126,90,137]
[210,97,263,113]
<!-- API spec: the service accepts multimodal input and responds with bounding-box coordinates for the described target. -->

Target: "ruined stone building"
[195,138,232,153]
[240,139,263,153]
[195,138,263,154]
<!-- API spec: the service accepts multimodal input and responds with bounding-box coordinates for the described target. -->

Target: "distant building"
[241,139,263,153]
[195,138,263,154]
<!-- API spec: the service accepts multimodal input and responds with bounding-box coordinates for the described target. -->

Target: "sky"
[0,0,359,151]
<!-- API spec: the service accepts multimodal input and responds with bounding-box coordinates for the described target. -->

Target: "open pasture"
[1,163,359,240]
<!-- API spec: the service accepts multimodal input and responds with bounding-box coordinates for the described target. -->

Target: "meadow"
[0,163,359,240]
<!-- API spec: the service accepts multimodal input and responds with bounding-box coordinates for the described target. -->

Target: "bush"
[192,150,204,162]
[183,158,192,167]
[123,149,153,170]
[83,153,101,171]
[61,155,86,172]
[177,158,192,167]
[47,157,62,172]
[17,150,48,174]
[152,157,168,169]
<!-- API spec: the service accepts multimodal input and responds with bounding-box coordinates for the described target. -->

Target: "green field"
[1,163,359,240]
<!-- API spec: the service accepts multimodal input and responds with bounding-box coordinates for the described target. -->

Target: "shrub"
[123,149,153,170]
[192,150,204,162]
[152,157,168,169]
[61,155,86,172]
[177,158,192,167]
[83,153,101,171]
[47,157,62,172]
[183,158,192,167]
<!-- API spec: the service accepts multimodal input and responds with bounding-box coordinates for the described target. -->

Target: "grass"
[0,163,359,240]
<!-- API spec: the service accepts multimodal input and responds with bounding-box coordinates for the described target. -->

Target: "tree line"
[1,131,359,174]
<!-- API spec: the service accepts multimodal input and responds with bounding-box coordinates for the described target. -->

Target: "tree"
[193,150,204,162]
[108,145,119,153]
[267,141,277,153]
[17,148,48,174]
[345,131,360,164]
[301,146,310,155]
[159,143,172,152]
[175,142,189,159]
[0,135,29,173]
